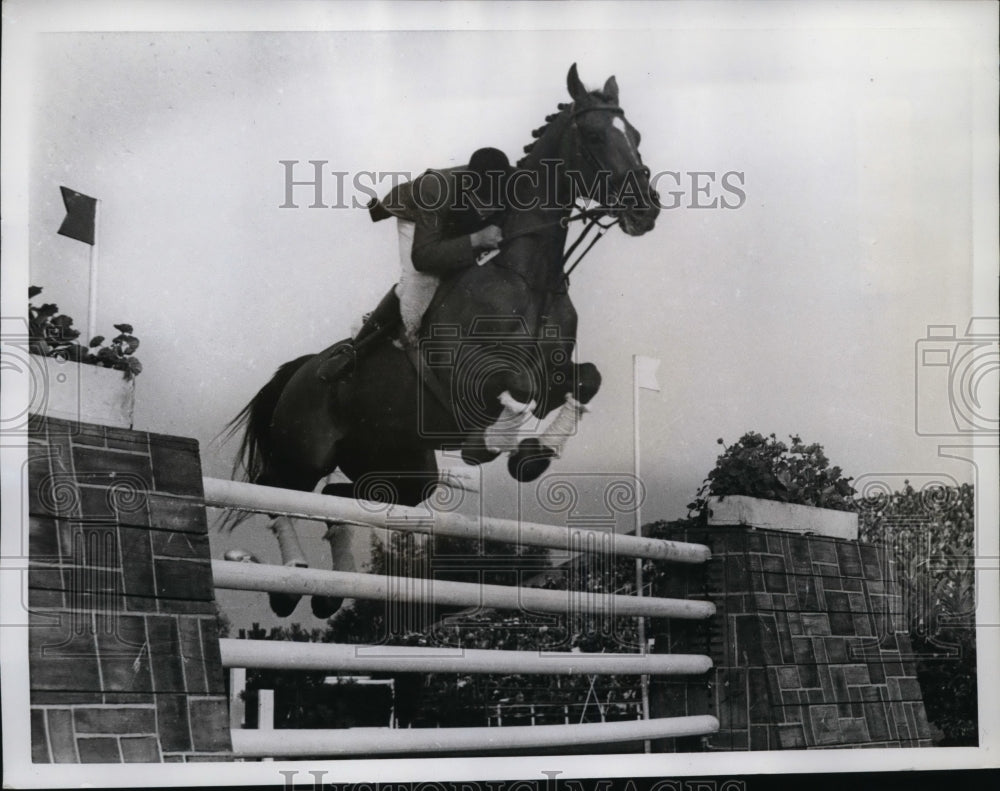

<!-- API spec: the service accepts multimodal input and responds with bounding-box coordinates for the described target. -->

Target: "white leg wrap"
[270,516,308,568]
[484,390,537,453]
[535,393,590,459]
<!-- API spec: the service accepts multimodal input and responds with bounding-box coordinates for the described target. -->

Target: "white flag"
[634,355,661,392]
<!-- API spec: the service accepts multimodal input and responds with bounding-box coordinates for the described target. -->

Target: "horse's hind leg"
[253,466,327,617]
[265,515,310,617]
[309,478,354,620]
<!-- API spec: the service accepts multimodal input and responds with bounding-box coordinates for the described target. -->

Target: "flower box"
[37,355,135,429]
[706,495,858,540]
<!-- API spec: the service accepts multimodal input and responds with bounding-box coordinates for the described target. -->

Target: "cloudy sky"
[6,1,997,631]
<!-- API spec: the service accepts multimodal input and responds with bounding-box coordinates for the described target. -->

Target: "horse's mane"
[516,87,619,167]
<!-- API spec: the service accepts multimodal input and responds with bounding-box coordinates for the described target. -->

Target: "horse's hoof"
[507,438,556,482]
[461,437,501,466]
[311,595,343,619]
[269,592,301,618]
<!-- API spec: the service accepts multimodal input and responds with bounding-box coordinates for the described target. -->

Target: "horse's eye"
[586,131,603,145]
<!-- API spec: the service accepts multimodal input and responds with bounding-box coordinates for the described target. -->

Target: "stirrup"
[317,342,356,383]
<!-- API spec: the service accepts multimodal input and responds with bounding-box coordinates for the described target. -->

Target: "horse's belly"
[270,355,346,472]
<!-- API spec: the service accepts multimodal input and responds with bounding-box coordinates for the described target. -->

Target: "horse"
[224,64,660,618]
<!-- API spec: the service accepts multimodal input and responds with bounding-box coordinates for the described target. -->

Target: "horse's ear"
[603,75,619,104]
[567,63,587,101]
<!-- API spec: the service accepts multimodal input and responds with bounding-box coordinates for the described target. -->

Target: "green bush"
[688,432,856,515]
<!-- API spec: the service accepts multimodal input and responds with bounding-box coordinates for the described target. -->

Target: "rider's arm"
[411,219,481,274]
[408,172,485,274]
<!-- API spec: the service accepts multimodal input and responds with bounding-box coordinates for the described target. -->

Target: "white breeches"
[395,219,439,347]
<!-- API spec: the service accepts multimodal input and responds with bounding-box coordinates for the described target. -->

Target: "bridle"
[497,101,653,283]
[569,103,626,178]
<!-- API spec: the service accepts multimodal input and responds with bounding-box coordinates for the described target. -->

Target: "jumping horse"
[224,64,660,617]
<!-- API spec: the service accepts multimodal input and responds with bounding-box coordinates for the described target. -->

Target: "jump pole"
[212,560,716,620]
[203,478,711,564]
[219,639,713,676]
[230,715,720,757]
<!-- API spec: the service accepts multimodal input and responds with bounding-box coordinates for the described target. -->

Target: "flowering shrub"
[688,432,856,515]
[29,286,142,379]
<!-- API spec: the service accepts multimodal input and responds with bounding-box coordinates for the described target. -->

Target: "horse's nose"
[638,166,658,209]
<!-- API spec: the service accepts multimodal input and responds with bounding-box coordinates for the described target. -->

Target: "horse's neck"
[493,111,578,292]
[501,204,570,291]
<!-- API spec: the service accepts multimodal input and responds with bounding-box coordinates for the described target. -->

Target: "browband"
[571,104,625,118]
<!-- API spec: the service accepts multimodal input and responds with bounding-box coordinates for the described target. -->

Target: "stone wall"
[24,412,934,757]
[27,415,232,762]
[650,523,933,750]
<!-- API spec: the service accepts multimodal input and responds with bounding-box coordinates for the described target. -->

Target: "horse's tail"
[217,354,314,531]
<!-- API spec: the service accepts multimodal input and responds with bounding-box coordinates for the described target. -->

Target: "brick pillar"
[649,523,933,750]
[27,415,232,763]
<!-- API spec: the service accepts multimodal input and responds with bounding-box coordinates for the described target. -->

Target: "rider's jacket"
[368,167,502,275]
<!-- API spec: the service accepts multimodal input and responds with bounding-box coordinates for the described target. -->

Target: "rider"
[317,147,513,383]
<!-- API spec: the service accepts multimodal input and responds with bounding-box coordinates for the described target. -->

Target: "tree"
[858,482,977,745]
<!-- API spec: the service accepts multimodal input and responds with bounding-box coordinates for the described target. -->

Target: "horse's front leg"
[507,361,601,482]
[459,372,539,466]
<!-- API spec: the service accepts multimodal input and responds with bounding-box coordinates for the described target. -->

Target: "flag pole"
[87,199,100,342]
[633,354,651,752]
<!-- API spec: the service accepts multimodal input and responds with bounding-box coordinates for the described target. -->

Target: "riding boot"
[317,287,401,382]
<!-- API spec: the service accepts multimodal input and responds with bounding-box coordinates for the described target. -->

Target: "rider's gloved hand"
[471,225,503,251]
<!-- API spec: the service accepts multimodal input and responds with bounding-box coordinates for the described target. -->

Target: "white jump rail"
[208,476,719,755]
[203,478,711,564]
[221,639,713,675]
[231,716,720,757]
[212,560,716,620]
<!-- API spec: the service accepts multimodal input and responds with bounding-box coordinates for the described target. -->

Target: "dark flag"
[57,186,97,245]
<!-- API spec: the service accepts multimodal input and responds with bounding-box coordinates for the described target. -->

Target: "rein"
[496,206,619,287]
[562,212,620,280]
